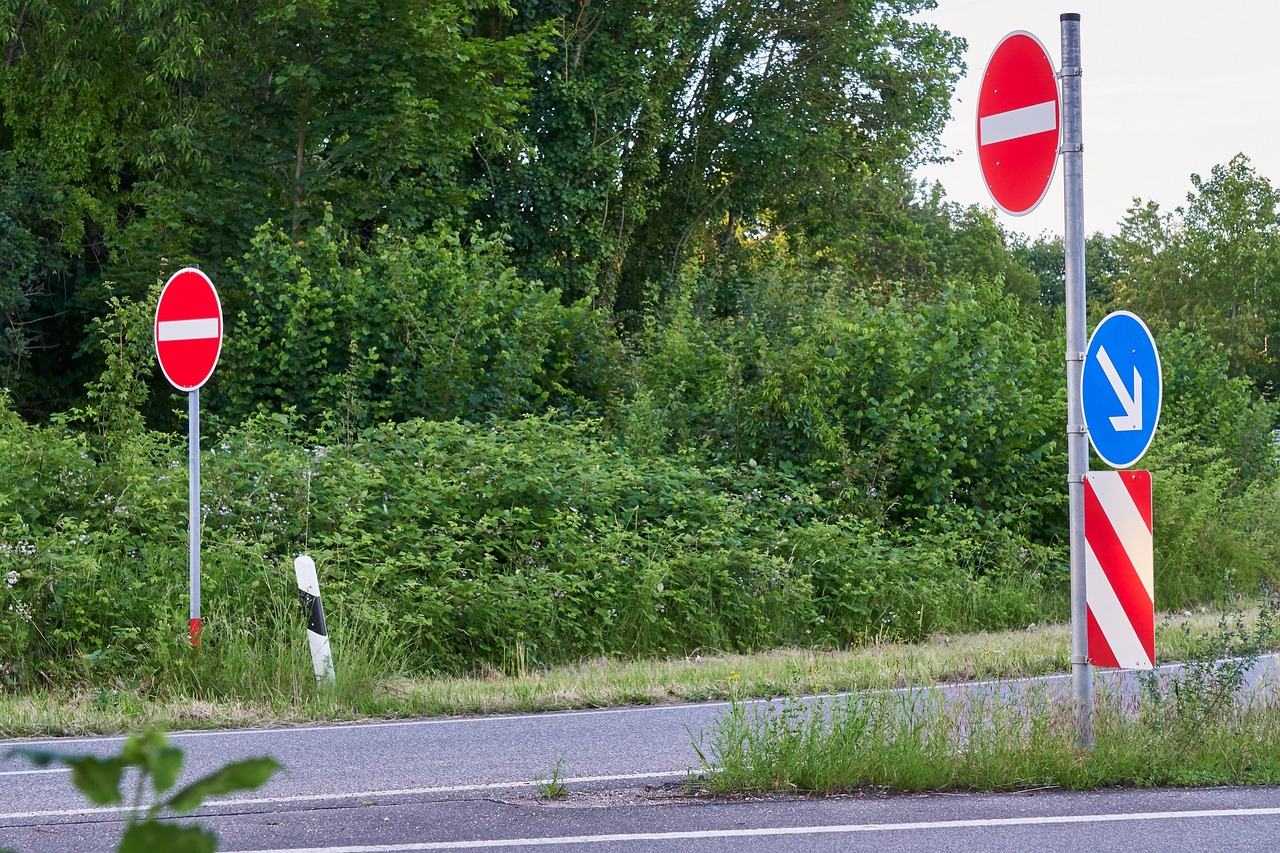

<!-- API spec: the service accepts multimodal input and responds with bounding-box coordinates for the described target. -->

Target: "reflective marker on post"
[1085,471,1155,670]
[295,556,336,684]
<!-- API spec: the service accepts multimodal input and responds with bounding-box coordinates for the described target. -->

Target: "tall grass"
[696,684,1280,794]
[694,599,1280,794]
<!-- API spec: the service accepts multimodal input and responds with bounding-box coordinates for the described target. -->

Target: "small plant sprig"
[1139,590,1280,732]
[535,757,570,800]
[7,729,281,853]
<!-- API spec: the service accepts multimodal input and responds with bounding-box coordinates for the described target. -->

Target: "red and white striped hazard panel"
[1085,470,1154,670]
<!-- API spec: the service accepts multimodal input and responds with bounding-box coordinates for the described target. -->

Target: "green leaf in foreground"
[121,728,186,794]
[119,822,217,853]
[7,749,127,806]
[166,757,283,813]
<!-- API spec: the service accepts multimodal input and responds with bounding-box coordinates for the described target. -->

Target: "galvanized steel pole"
[1060,12,1093,749]
[190,387,202,648]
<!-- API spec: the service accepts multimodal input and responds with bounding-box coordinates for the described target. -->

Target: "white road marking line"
[2,702,740,748]
[0,771,686,822]
[979,100,1057,145]
[158,317,220,341]
[222,807,1280,852]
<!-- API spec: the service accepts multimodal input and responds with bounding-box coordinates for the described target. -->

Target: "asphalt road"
[2,659,1278,852]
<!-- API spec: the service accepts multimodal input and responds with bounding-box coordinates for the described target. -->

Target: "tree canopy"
[0,0,964,417]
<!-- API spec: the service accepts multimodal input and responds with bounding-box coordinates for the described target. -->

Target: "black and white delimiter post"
[294,555,336,684]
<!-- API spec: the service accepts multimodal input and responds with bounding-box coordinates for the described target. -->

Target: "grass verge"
[692,681,1280,794]
[692,601,1280,793]
[0,608,1264,739]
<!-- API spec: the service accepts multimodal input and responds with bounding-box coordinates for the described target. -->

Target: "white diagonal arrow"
[1097,346,1142,431]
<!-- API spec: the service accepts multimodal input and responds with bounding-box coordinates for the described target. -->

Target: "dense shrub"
[219,219,622,431]
[1,255,1277,690]
[631,264,1066,540]
[0,403,1061,687]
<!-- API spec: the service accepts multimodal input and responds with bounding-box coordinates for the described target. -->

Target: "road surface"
[2,659,1278,852]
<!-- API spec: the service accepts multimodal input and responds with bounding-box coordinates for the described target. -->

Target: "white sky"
[912,1,1280,238]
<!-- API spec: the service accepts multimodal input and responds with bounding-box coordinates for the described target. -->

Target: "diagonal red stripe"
[1085,477,1155,665]
[1120,470,1153,533]
[1087,606,1119,668]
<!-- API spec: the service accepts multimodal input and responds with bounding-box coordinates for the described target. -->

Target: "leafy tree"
[0,152,75,410]
[471,0,964,315]
[1115,154,1280,397]
[877,187,1043,304]
[0,0,548,412]
[1008,230,1123,312]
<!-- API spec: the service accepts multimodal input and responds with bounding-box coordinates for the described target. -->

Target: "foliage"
[0,0,969,411]
[0,396,1066,687]
[469,0,964,313]
[1138,326,1280,606]
[871,186,1044,305]
[630,260,1066,539]
[8,729,279,853]
[0,151,75,410]
[0,0,549,404]
[696,599,1280,795]
[219,219,619,431]
[1113,154,1280,399]
[1139,594,1280,739]
[535,757,570,800]
[1008,229,1124,313]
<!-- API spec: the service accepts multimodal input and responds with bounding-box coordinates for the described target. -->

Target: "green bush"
[1,398,1065,688]
[630,264,1066,540]
[2,252,1277,692]
[1137,327,1280,608]
[220,218,621,432]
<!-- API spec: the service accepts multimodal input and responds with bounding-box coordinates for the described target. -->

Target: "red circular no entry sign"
[976,31,1060,216]
[155,267,223,391]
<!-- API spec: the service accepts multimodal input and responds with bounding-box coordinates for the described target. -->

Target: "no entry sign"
[155,267,223,391]
[976,31,1061,216]
[154,266,224,648]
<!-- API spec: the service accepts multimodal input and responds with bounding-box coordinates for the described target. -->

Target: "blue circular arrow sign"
[1082,311,1162,469]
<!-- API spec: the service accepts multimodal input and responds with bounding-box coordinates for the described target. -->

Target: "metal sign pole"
[1060,12,1093,749]
[189,387,202,648]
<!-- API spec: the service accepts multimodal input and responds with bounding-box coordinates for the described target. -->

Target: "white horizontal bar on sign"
[158,318,220,342]
[979,100,1057,146]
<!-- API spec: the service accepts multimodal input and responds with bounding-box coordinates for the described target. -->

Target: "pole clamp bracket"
[1059,66,1082,78]
[1059,143,1084,154]
[1066,425,1087,436]
[1067,473,1085,485]
[1069,655,1090,666]
[1066,351,1085,362]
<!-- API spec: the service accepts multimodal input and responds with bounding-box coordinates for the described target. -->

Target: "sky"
[912,1,1280,238]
